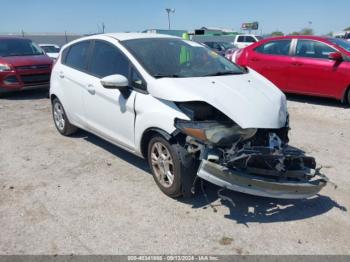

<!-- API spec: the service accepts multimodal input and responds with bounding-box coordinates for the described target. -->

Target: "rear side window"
[237,36,245,42]
[64,41,90,71]
[295,40,335,59]
[89,41,130,78]
[255,40,292,56]
[245,36,256,43]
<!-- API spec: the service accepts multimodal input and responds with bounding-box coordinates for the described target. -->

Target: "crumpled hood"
[147,69,287,129]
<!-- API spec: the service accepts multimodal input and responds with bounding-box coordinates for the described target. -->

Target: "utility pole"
[102,22,105,33]
[165,8,175,30]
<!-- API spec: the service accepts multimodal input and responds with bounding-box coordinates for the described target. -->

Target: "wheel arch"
[140,127,172,159]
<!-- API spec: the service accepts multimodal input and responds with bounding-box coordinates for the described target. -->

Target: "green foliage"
[299,28,314,35]
[270,31,284,36]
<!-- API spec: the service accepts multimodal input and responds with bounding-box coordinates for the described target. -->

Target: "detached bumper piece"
[197,160,328,199]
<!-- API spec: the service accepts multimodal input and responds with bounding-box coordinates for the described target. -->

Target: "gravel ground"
[0,90,349,255]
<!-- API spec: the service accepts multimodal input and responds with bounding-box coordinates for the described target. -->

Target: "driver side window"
[89,40,130,78]
[295,40,335,59]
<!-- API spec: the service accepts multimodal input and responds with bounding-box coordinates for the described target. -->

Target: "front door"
[82,40,136,150]
[288,39,347,97]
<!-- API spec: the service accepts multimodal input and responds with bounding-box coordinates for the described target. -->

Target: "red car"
[235,36,350,104]
[0,37,52,96]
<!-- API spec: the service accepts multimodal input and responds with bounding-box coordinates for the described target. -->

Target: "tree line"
[269,26,350,37]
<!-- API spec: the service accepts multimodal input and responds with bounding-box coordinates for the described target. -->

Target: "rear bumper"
[197,160,328,199]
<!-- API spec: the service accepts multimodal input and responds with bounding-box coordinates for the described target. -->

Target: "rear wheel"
[147,135,197,198]
[52,98,78,136]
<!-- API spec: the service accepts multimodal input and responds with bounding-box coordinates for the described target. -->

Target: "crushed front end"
[174,101,328,199]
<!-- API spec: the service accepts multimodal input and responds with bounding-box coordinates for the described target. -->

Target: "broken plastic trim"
[197,160,328,199]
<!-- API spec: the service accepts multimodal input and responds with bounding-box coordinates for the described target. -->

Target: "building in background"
[142,29,188,37]
[0,33,82,46]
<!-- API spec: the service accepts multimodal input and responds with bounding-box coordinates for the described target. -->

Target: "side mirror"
[100,74,129,89]
[328,52,343,62]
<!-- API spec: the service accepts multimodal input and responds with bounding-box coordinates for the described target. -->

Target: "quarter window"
[255,40,291,56]
[64,41,90,71]
[295,40,335,59]
[89,41,130,78]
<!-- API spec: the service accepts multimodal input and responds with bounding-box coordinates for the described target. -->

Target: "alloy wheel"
[53,102,65,131]
[150,142,175,188]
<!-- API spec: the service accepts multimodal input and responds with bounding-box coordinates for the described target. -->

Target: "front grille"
[15,64,50,70]
[20,74,50,85]
[4,75,19,84]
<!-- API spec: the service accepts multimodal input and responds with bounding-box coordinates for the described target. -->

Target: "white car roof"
[79,33,179,42]
[39,44,60,47]
[105,32,179,41]
[62,33,181,50]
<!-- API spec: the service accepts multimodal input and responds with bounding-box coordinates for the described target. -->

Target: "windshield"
[40,45,60,53]
[329,38,350,52]
[220,42,235,49]
[0,39,44,57]
[122,38,244,78]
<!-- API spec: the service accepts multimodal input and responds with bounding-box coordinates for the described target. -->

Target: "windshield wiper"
[153,74,182,79]
[204,71,243,77]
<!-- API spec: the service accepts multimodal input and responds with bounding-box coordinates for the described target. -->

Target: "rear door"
[59,40,91,125]
[288,39,347,97]
[247,39,293,90]
[82,40,138,150]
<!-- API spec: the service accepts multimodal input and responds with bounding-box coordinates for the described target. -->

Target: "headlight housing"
[0,63,12,72]
[175,119,257,146]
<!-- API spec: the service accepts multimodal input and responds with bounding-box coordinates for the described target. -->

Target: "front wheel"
[147,135,196,198]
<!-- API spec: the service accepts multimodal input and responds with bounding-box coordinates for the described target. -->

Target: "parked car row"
[3,32,347,201]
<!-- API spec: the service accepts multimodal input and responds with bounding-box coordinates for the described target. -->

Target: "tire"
[147,134,197,198]
[52,98,78,136]
[346,88,350,105]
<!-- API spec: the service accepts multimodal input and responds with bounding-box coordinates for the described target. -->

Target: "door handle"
[59,71,64,78]
[251,57,260,62]
[87,84,95,95]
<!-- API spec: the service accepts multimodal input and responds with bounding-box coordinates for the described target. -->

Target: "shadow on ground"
[73,130,149,172]
[185,182,347,225]
[72,130,347,225]
[286,94,349,109]
[1,88,49,100]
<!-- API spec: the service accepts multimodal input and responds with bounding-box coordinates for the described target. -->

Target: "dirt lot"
[0,90,349,255]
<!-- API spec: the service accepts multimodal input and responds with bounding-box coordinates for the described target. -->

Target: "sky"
[1,0,349,35]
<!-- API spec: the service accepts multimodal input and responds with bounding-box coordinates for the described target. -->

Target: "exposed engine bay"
[174,101,328,199]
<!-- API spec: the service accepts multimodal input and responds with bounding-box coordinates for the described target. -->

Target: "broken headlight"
[175,119,257,146]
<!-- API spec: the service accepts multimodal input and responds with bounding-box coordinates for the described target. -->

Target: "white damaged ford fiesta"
[50,33,328,199]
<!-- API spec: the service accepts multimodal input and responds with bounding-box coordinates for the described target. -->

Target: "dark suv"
[0,37,53,96]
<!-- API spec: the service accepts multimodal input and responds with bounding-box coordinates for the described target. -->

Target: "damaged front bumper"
[197,160,328,199]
